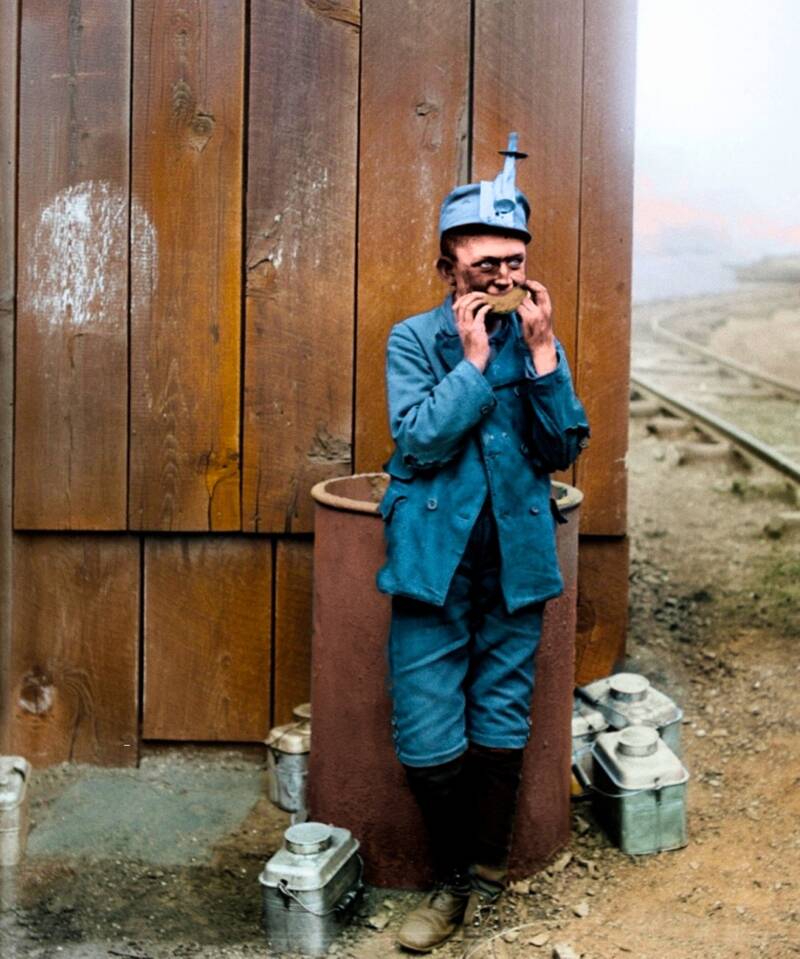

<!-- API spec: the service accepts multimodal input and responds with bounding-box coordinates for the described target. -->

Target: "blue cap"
[439,132,531,242]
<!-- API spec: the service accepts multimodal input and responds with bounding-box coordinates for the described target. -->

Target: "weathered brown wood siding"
[472,0,585,489]
[273,540,314,726]
[572,0,637,676]
[11,535,140,766]
[129,0,244,532]
[244,0,359,534]
[15,0,131,529]
[143,536,272,740]
[575,536,630,685]
[0,0,19,753]
[4,0,636,762]
[353,0,471,473]
[574,0,637,539]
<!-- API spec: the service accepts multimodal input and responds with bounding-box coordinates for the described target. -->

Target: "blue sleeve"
[386,324,496,470]
[522,339,590,473]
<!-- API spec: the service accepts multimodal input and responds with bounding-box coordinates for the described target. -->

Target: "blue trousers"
[387,499,545,767]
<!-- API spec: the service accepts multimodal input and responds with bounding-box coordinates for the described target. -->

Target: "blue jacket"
[376,294,590,612]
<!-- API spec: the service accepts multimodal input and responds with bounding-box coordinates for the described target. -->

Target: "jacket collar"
[433,295,464,371]
[433,294,529,378]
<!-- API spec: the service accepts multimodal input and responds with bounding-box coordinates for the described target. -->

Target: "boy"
[377,134,589,952]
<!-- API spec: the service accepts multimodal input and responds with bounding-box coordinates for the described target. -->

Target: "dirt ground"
[2,290,799,959]
[663,281,800,384]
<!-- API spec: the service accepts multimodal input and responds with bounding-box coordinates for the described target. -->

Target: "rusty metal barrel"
[307,473,582,888]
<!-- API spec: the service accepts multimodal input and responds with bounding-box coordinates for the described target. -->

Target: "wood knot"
[415,101,437,117]
[191,111,215,137]
[303,0,360,28]
[188,111,215,152]
[19,669,55,715]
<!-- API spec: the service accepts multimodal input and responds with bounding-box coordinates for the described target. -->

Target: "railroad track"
[630,291,800,484]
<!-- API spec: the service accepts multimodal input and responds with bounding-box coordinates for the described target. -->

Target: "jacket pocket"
[383,451,416,480]
[378,484,408,523]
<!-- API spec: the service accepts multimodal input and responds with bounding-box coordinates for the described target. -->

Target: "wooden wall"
[0,0,19,756]
[0,0,636,763]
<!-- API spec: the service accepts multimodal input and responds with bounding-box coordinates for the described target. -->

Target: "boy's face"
[437,234,528,299]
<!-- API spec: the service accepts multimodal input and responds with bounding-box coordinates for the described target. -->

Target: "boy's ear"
[436,255,456,288]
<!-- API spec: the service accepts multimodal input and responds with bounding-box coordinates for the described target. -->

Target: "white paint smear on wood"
[27,179,157,330]
[130,192,158,317]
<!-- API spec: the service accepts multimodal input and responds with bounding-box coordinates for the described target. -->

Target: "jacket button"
[519,442,529,455]
[480,404,491,415]
[426,498,438,510]
[529,506,540,515]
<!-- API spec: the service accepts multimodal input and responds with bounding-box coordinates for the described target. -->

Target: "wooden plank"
[243,0,359,533]
[573,0,637,535]
[130,0,244,531]
[0,0,19,751]
[274,539,313,726]
[575,535,628,685]
[354,0,471,473]
[473,0,584,375]
[143,536,272,740]
[9,534,140,766]
[473,0,584,489]
[14,0,131,529]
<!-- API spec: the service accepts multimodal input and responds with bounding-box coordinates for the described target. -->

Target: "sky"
[633,0,800,301]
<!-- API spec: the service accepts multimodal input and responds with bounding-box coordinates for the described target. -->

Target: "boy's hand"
[453,292,492,373]
[518,280,557,375]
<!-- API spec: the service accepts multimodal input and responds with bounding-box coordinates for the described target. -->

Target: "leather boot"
[396,755,472,952]
[396,877,471,953]
[462,743,525,928]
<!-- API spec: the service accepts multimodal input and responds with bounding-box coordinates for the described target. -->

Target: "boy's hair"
[439,225,531,260]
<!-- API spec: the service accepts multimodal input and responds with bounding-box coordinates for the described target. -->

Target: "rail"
[650,313,800,400]
[631,373,800,486]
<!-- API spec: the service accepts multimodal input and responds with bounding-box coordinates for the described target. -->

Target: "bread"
[481,286,528,314]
